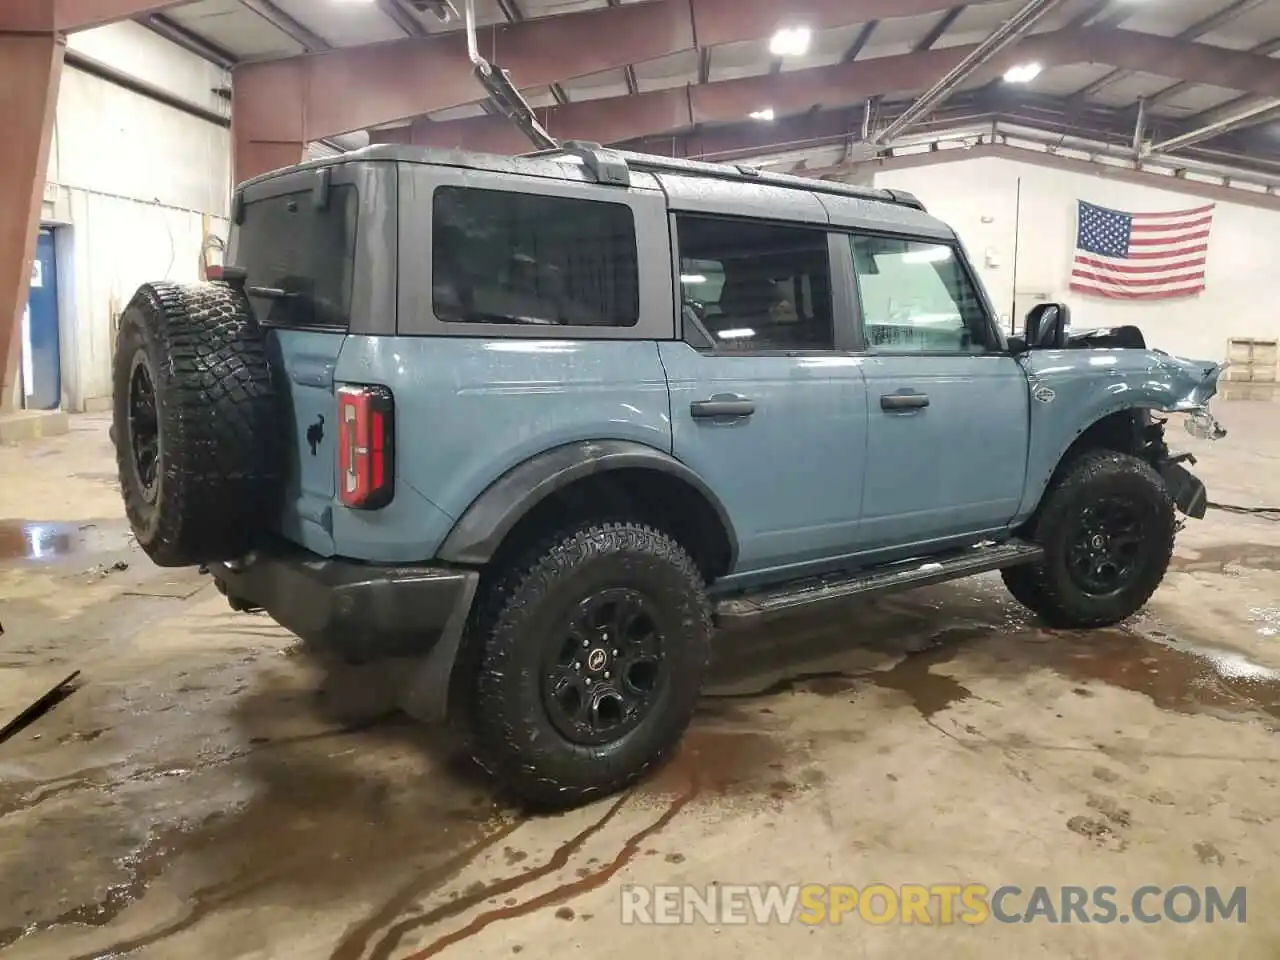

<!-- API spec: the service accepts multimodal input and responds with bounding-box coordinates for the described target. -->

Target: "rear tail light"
[337,384,395,509]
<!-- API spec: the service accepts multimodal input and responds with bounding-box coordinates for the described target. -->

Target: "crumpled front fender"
[1016,347,1228,522]
[1148,352,1228,439]
[1150,351,1225,411]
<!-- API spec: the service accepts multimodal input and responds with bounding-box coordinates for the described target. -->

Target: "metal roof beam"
[51,0,187,32]
[875,0,1071,144]
[1148,96,1280,154]
[233,3,1280,143]
[1072,0,1269,102]
[1146,34,1280,110]
[915,7,965,52]
[140,12,237,68]
[843,21,879,61]
[395,29,1280,154]
[241,0,329,52]
[378,0,429,37]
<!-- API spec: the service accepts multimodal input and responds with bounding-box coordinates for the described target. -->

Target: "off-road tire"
[112,281,282,568]
[464,521,712,808]
[1002,451,1176,628]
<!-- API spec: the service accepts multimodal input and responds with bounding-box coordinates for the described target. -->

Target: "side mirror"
[1024,302,1071,350]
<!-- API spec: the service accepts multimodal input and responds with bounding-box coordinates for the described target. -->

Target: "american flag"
[1069,200,1214,301]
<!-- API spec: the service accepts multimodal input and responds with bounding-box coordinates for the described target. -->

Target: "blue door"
[23,229,61,410]
[849,233,1029,554]
[663,215,868,581]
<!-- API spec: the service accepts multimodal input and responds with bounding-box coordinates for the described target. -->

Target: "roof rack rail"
[526,140,926,211]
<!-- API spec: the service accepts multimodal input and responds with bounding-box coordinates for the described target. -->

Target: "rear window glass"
[432,186,639,327]
[232,184,358,329]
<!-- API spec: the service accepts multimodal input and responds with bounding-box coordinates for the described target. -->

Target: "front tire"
[1003,451,1176,628]
[464,521,712,808]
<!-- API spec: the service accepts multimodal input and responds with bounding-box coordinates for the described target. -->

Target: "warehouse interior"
[1,0,1279,957]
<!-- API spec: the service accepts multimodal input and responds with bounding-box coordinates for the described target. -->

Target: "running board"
[715,541,1043,625]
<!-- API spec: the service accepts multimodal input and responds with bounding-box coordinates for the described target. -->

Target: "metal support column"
[0,28,64,412]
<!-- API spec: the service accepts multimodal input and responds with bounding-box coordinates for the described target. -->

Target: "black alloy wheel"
[127,350,161,504]
[1066,496,1146,596]
[542,587,666,745]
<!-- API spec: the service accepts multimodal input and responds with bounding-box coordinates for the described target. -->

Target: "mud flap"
[395,573,480,723]
[1158,461,1208,519]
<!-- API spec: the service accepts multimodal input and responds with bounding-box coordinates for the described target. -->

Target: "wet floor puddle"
[708,592,1280,726]
[347,727,802,960]
[1170,543,1280,575]
[4,572,1279,954]
[1039,628,1280,721]
[0,721,511,957]
[0,520,132,563]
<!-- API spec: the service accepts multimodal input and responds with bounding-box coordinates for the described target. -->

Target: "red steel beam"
[233,0,994,168]
[0,32,64,411]
[57,1,188,32]
[4,1,186,32]
[390,27,1280,157]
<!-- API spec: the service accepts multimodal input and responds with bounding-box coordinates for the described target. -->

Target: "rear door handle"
[691,395,756,419]
[881,392,930,411]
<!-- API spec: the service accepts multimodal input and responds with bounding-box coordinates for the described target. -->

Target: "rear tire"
[112,281,282,567]
[464,521,712,808]
[1002,451,1175,628]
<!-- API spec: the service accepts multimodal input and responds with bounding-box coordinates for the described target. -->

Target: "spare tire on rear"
[112,281,283,568]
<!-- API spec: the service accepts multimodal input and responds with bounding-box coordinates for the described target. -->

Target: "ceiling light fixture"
[749,107,776,122]
[1003,62,1043,84]
[769,26,812,58]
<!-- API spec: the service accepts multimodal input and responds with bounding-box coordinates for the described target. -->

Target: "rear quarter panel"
[331,337,673,562]
[1016,347,1222,520]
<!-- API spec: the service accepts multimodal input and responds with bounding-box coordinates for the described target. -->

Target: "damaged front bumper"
[1157,457,1209,519]
[1151,354,1226,519]
[1156,354,1229,440]
[1185,407,1228,441]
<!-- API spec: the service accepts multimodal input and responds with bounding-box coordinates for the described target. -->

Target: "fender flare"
[437,439,739,569]
[1023,400,1167,517]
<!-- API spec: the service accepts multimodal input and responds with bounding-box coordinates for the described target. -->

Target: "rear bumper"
[209,546,479,663]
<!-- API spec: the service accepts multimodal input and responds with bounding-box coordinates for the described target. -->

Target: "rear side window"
[432,186,639,327]
[233,184,358,329]
[677,214,834,353]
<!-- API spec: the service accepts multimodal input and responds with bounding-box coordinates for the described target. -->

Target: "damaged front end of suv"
[1021,309,1229,523]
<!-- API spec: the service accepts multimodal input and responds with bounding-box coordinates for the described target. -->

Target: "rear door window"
[676,214,834,353]
[232,184,359,329]
[432,186,640,327]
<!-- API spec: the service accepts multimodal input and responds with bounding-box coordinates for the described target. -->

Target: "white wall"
[38,21,231,412]
[874,155,1280,363]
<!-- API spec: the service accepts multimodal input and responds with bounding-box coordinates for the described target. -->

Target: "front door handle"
[691,395,756,419]
[881,392,930,411]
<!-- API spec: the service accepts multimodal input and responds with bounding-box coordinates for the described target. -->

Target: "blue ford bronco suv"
[112,142,1226,807]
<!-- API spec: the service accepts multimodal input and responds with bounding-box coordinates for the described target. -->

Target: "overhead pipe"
[1147,98,1280,156]
[998,122,1280,189]
[875,0,1070,145]
[810,117,1280,194]
[141,14,236,69]
[462,0,558,149]
[1131,96,1146,158]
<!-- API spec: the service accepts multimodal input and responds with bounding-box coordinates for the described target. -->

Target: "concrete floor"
[1,400,1278,960]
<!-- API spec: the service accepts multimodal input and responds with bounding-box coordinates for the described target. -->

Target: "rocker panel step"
[715,540,1043,625]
